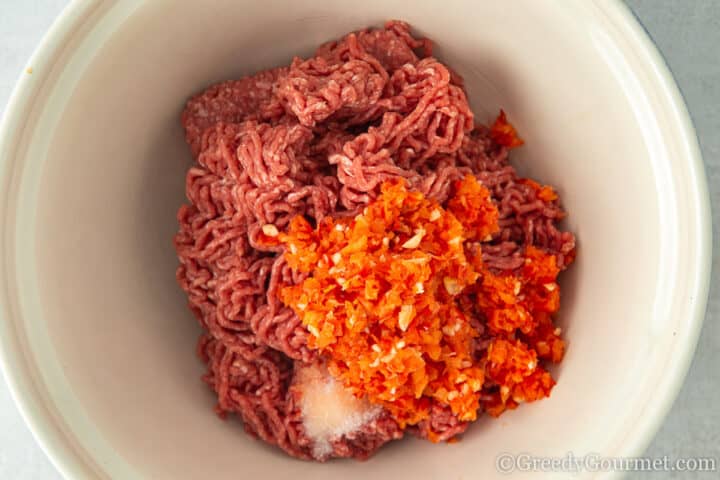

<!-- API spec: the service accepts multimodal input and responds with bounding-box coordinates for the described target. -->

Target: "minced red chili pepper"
[490,110,524,149]
[280,174,566,434]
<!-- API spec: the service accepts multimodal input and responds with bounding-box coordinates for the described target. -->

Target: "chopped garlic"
[443,277,463,295]
[261,224,279,237]
[398,305,414,331]
[402,228,426,249]
[381,348,397,363]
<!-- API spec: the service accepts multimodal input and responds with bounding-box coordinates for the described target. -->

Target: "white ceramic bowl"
[0,1,711,479]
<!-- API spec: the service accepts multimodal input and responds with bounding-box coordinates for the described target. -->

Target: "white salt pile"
[295,363,381,458]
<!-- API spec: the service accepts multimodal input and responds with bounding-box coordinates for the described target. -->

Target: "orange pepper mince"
[490,109,524,149]
[279,174,566,437]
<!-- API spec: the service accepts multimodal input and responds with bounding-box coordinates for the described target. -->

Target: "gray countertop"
[0,1,718,478]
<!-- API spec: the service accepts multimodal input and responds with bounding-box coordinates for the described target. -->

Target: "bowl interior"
[4,0,706,479]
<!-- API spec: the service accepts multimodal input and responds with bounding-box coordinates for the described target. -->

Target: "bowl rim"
[0,1,711,479]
